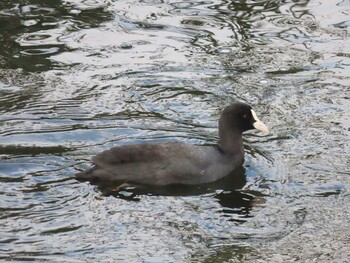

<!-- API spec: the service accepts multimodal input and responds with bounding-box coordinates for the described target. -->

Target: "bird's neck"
[218,120,244,156]
[219,132,244,155]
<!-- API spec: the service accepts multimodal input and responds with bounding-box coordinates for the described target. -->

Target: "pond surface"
[0,0,349,262]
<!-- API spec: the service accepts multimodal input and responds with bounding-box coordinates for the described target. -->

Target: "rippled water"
[0,0,349,262]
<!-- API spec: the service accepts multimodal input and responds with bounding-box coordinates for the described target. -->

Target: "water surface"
[0,0,349,262]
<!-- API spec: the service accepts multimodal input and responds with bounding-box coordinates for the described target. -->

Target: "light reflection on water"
[0,0,349,262]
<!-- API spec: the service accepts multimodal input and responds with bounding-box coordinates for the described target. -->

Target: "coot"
[76,102,269,185]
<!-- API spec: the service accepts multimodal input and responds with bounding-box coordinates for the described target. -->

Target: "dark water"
[0,0,349,262]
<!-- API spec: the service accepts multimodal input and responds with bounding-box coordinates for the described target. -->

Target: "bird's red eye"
[242,114,250,120]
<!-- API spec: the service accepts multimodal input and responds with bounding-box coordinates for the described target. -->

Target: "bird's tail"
[75,166,97,181]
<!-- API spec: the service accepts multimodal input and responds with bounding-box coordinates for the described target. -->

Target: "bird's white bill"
[251,109,269,134]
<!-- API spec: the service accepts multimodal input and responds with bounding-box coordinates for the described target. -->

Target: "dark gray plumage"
[76,102,269,185]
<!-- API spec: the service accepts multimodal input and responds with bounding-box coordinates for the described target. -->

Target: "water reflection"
[96,166,256,223]
[0,0,113,71]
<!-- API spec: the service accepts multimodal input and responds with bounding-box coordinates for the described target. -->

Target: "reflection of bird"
[76,102,269,186]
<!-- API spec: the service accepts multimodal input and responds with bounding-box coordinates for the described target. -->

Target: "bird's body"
[76,102,269,186]
[76,141,244,185]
